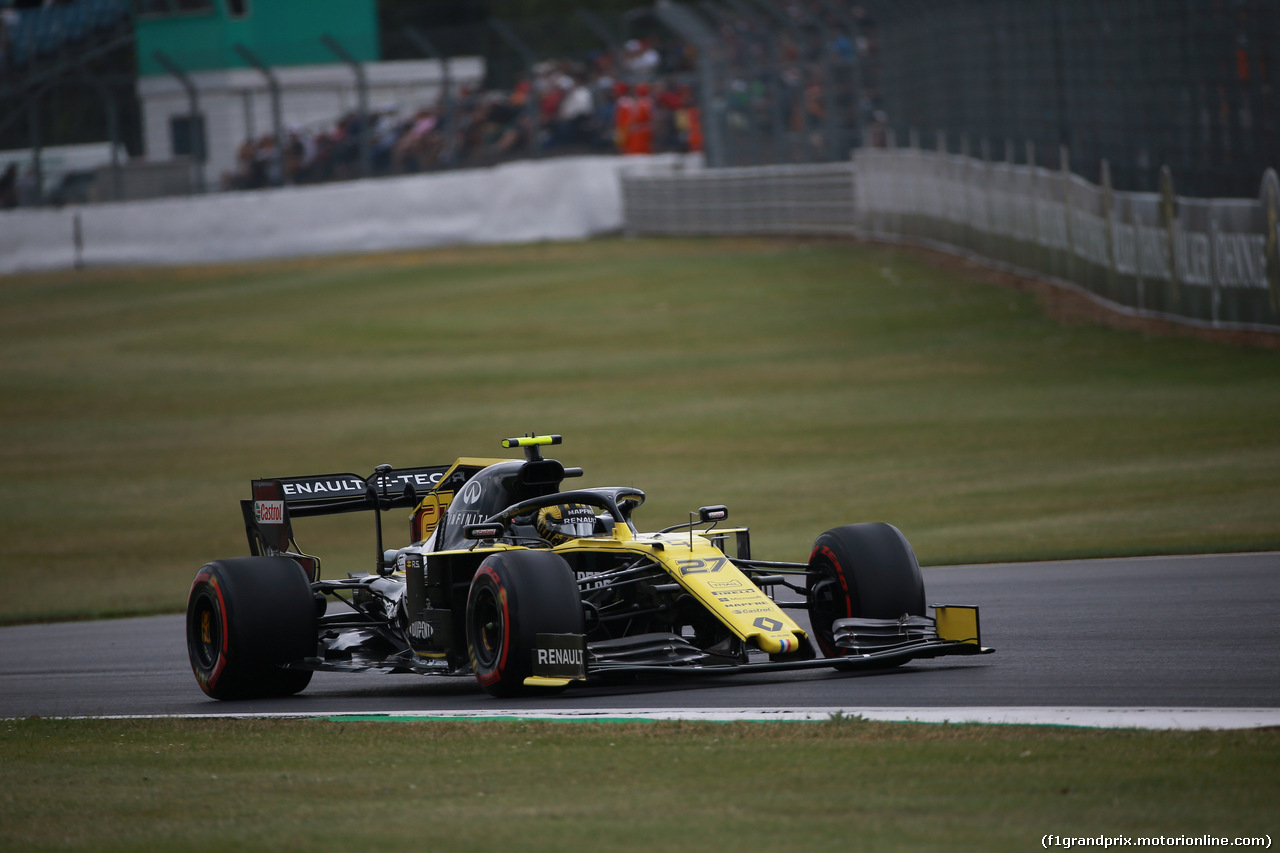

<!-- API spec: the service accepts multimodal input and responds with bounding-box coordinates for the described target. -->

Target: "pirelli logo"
[532,634,587,679]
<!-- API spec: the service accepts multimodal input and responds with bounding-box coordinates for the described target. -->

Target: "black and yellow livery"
[185,435,992,700]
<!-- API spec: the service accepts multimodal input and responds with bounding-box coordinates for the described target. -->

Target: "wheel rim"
[809,575,840,651]
[808,558,854,656]
[470,585,504,670]
[190,593,221,672]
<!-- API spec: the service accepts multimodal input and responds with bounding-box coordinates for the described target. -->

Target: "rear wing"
[241,465,453,558]
[240,459,511,563]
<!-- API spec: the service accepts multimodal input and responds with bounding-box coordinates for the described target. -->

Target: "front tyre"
[186,557,317,700]
[466,550,584,698]
[806,523,926,660]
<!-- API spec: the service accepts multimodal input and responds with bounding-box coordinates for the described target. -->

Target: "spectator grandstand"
[0,0,131,74]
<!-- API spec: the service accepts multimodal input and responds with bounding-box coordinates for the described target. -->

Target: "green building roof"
[135,0,380,77]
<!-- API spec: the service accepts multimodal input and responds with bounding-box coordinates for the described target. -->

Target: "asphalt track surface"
[2,553,1277,721]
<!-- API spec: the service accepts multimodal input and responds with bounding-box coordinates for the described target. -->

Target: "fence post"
[80,71,123,202]
[785,0,843,161]
[233,44,284,186]
[815,0,866,151]
[321,34,371,179]
[404,27,457,167]
[1262,169,1280,317]
[1101,158,1118,298]
[655,0,727,167]
[1159,165,1181,312]
[26,89,43,205]
[152,50,205,193]
[1024,139,1042,267]
[488,19,541,156]
[1060,144,1074,281]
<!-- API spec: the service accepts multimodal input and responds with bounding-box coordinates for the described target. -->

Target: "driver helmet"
[535,503,597,546]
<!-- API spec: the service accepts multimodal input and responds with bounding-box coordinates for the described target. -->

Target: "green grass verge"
[1,718,1275,852]
[3,237,1280,623]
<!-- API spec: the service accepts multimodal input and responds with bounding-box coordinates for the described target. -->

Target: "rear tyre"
[466,550,584,698]
[186,557,317,700]
[806,523,926,660]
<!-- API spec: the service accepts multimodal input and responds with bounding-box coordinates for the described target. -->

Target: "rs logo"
[677,557,728,576]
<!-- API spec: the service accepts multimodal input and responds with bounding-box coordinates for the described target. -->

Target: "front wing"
[527,605,993,686]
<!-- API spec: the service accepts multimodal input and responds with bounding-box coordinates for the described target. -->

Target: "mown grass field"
[1,717,1276,853]
[2,237,1279,624]
[3,237,1279,851]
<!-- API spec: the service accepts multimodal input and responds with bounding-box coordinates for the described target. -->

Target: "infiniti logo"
[459,481,484,505]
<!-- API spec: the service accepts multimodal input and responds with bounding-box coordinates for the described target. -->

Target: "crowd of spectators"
[1,0,131,81]
[222,37,704,191]
[704,1,886,163]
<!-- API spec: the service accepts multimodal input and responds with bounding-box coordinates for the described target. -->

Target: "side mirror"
[698,505,728,524]
[464,523,506,540]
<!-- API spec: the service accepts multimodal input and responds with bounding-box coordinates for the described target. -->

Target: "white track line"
[58,707,1280,730]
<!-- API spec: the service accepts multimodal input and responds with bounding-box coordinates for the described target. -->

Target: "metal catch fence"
[621,161,855,236]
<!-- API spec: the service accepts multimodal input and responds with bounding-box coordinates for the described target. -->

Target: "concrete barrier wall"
[854,149,1280,331]
[0,154,694,274]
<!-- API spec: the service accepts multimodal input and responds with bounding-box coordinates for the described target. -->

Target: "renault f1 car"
[186,435,991,699]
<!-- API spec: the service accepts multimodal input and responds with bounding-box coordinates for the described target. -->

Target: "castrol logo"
[254,500,285,524]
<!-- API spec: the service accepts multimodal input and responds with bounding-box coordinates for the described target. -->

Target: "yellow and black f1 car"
[186,435,992,699]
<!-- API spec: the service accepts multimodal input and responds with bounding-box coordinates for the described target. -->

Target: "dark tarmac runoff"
[1,553,1277,720]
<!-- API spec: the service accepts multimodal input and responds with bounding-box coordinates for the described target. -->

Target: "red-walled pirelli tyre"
[466,550,584,698]
[806,523,926,660]
[186,557,317,700]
